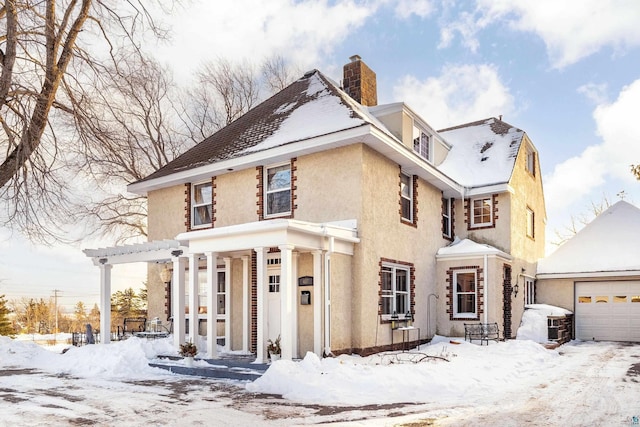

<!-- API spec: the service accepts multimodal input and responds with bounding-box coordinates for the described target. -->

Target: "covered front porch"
[84,219,359,363]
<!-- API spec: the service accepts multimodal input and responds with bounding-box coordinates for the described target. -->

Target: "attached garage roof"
[537,201,640,277]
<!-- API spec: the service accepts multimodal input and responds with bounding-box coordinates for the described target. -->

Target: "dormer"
[368,103,450,166]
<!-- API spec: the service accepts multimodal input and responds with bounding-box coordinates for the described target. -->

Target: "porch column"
[312,250,322,356]
[279,244,295,360]
[242,255,250,353]
[255,247,267,363]
[188,254,199,344]
[99,261,112,344]
[292,251,299,358]
[224,257,232,351]
[205,252,218,358]
[172,255,187,348]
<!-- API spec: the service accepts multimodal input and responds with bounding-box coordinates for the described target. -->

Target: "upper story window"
[453,270,477,319]
[265,163,291,218]
[400,172,413,223]
[526,207,535,238]
[191,181,212,229]
[470,197,493,228]
[412,124,431,162]
[442,197,452,238]
[380,261,411,320]
[525,144,536,176]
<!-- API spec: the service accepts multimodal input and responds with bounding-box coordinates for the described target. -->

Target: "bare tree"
[631,164,640,180]
[0,0,170,243]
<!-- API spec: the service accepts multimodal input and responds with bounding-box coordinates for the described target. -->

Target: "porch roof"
[83,239,188,266]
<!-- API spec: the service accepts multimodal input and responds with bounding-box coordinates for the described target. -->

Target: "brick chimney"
[343,55,377,106]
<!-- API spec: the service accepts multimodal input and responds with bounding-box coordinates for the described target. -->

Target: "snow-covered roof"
[537,201,640,276]
[135,70,392,184]
[437,118,524,188]
[436,237,512,260]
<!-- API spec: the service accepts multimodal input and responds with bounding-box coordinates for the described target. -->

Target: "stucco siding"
[215,168,260,227]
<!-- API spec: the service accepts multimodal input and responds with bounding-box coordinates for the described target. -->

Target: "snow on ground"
[1,334,640,426]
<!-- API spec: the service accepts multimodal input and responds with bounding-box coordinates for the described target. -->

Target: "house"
[536,200,640,342]
[84,56,546,361]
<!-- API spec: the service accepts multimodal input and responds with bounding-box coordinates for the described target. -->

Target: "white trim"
[537,270,640,279]
[400,172,413,222]
[470,196,493,228]
[264,162,292,219]
[190,180,213,230]
[380,261,411,321]
[453,269,478,319]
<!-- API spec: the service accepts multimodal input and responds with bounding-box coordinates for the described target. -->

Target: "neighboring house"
[536,201,640,342]
[84,56,546,361]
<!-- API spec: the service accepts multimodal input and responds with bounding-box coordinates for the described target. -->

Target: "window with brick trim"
[442,197,452,238]
[264,163,291,217]
[380,262,411,320]
[400,172,413,222]
[191,181,212,229]
[454,270,477,318]
[526,207,535,238]
[471,197,493,228]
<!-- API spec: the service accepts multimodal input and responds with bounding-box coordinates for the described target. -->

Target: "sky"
[2,326,640,425]
[2,0,640,312]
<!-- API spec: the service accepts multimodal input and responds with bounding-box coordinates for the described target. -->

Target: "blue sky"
[2,0,640,311]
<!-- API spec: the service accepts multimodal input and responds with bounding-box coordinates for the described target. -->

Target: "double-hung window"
[454,270,477,318]
[191,182,212,228]
[471,197,493,228]
[442,197,452,238]
[265,163,291,217]
[381,262,410,319]
[412,124,431,162]
[526,207,535,238]
[524,277,535,305]
[400,173,413,222]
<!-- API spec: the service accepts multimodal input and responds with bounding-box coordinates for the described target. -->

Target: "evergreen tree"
[0,294,14,336]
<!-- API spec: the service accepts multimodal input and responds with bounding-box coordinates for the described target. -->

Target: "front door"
[267,271,281,343]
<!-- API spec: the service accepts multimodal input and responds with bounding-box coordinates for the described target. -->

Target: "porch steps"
[150,355,270,381]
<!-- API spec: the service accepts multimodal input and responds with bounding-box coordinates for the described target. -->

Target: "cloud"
[577,83,609,105]
[154,0,378,81]
[544,78,640,213]
[441,0,640,68]
[394,0,434,19]
[392,63,515,130]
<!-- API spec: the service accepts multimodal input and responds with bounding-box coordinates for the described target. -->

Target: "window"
[412,124,431,161]
[442,197,452,238]
[596,296,609,303]
[471,197,493,228]
[269,274,280,293]
[454,270,477,318]
[524,277,535,305]
[614,296,627,303]
[191,182,212,228]
[380,262,411,319]
[400,173,413,222]
[525,145,536,176]
[526,207,535,238]
[578,296,592,303]
[217,271,226,317]
[265,163,291,217]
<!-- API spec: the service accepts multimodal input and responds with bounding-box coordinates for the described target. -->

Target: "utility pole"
[53,289,61,345]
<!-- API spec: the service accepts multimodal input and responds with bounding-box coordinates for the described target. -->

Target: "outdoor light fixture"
[405,311,413,327]
[391,311,399,329]
[513,283,520,298]
[159,265,172,284]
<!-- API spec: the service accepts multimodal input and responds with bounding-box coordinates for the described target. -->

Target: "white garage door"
[575,281,640,342]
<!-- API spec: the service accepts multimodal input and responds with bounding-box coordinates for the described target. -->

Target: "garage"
[575,281,640,342]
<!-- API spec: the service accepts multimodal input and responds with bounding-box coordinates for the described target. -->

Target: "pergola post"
[279,244,295,360]
[188,254,199,344]
[205,252,218,358]
[312,250,323,356]
[255,247,266,363]
[172,255,187,348]
[99,261,112,344]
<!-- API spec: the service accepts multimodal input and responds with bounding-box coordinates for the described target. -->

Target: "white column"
[172,256,187,348]
[242,255,250,353]
[205,252,218,358]
[255,247,266,363]
[279,244,295,360]
[188,254,199,344]
[99,262,112,344]
[312,250,322,356]
[291,251,299,358]
[224,257,232,351]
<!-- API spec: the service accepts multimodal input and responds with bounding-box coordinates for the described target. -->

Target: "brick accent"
[256,166,264,220]
[332,337,433,357]
[184,183,192,231]
[211,176,217,227]
[502,264,513,339]
[465,194,499,231]
[378,257,416,322]
[446,265,483,321]
[342,55,377,106]
[164,282,171,321]
[250,251,257,353]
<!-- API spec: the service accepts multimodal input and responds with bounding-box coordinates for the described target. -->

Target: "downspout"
[484,253,489,324]
[324,236,334,356]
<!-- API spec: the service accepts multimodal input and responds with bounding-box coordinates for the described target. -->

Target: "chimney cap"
[349,54,361,62]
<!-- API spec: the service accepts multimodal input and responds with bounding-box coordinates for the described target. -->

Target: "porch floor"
[150,354,269,381]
